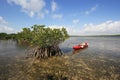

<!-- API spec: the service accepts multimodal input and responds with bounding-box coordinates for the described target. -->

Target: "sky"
[0,0,120,35]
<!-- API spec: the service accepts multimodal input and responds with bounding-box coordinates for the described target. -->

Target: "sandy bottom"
[0,53,120,80]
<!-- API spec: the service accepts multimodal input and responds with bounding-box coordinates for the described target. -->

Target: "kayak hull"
[73,43,88,50]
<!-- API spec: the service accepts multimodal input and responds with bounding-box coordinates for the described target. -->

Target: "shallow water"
[0,40,25,57]
[0,37,120,80]
[0,37,120,58]
[60,36,120,59]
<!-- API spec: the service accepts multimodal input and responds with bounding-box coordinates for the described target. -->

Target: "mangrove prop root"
[26,46,63,59]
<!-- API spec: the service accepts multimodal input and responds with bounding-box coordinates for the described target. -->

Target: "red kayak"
[73,42,88,50]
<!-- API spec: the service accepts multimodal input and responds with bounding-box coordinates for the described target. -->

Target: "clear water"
[60,36,120,60]
[0,36,120,59]
[0,40,25,57]
[0,37,120,79]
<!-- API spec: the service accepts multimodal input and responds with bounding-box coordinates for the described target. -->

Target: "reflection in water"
[0,37,120,80]
[72,47,88,54]
[0,40,25,57]
[60,36,120,59]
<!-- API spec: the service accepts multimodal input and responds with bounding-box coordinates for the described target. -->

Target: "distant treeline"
[0,33,17,40]
[70,34,120,37]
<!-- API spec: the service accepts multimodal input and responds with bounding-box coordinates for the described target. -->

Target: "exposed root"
[25,45,63,59]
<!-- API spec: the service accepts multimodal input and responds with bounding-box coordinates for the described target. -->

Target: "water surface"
[0,37,120,80]
[0,40,25,57]
[60,36,120,59]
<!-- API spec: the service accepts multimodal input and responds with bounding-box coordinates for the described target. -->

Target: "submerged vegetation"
[0,54,120,80]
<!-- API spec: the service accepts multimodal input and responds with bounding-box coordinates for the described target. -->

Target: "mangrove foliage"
[17,25,69,59]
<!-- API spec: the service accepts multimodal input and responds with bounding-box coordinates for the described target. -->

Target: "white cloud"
[0,26,15,33]
[0,16,17,33]
[85,4,98,15]
[48,25,65,29]
[66,27,79,35]
[47,25,80,35]
[45,9,49,14]
[51,0,57,12]
[52,14,62,19]
[7,0,46,18]
[73,19,80,24]
[81,20,120,35]
[49,20,120,35]
[0,16,8,24]
[51,1,62,20]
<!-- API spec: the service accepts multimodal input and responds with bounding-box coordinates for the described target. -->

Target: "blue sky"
[0,0,120,35]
